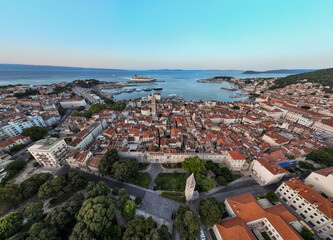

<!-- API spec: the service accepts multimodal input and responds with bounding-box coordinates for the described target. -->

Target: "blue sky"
[0,0,333,70]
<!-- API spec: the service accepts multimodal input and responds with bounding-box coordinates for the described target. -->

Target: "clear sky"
[0,0,333,70]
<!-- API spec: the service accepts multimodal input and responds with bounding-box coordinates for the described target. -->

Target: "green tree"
[69,221,95,240]
[195,174,216,192]
[0,212,23,239]
[57,105,66,116]
[111,158,139,181]
[182,156,206,175]
[21,126,48,141]
[216,176,228,186]
[135,195,142,205]
[68,172,88,192]
[98,149,119,175]
[29,222,45,237]
[122,216,157,240]
[75,195,116,238]
[86,181,110,199]
[117,188,130,209]
[199,198,224,227]
[121,200,136,220]
[300,227,314,240]
[174,206,200,240]
[38,175,67,199]
[265,191,279,203]
[0,183,22,207]
[22,201,43,221]
[45,194,84,238]
[158,225,171,240]
[33,227,59,240]
[20,172,50,199]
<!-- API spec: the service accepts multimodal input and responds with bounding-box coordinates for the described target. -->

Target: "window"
[316,221,320,225]
[310,215,314,219]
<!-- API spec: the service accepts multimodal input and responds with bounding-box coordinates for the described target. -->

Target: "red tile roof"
[216,193,302,240]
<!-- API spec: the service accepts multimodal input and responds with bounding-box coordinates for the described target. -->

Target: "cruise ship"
[221,86,238,91]
[130,75,156,82]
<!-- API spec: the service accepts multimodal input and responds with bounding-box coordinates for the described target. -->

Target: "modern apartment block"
[275,178,333,239]
[304,167,333,198]
[2,115,47,137]
[28,138,69,167]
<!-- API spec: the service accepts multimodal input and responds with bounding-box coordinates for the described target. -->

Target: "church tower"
[185,173,196,201]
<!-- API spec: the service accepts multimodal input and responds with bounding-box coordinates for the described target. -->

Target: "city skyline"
[1,0,333,70]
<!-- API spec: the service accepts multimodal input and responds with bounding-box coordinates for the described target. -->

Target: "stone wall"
[118,151,227,164]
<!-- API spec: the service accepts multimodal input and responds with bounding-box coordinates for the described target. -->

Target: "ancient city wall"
[118,151,227,164]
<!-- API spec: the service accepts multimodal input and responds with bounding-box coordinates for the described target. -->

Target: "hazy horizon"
[1,0,333,70]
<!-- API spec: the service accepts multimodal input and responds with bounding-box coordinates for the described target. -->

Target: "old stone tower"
[185,173,196,201]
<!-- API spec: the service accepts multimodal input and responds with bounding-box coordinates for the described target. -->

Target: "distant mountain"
[242,69,315,74]
[271,68,333,89]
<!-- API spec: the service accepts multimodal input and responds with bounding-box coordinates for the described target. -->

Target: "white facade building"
[59,98,87,109]
[28,138,69,168]
[275,178,333,239]
[304,167,333,198]
[250,158,287,185]
[2,115,47,137]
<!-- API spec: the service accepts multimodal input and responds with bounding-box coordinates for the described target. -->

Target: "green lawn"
[128,172,151,189]
[161,192,186,203]
[154,172,187,191]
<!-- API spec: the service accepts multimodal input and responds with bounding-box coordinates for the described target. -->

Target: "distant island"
[242,69,314,74]
[271,67,333,89]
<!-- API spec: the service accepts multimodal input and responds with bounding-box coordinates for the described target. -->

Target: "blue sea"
[0,64,301,102]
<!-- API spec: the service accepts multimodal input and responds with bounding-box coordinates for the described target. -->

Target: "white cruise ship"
[130,75,156,82]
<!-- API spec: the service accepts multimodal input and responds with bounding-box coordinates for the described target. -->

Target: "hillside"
[243,69,313,74]
[271,68,333,89]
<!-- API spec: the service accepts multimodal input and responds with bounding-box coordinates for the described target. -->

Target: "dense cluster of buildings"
[1,79,333,239]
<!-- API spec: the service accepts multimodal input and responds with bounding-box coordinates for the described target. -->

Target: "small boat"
[153,88,163,91]
[143,88,152,91]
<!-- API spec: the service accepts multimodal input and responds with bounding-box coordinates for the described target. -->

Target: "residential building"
[213,193,302,240]
[225,151,246,170]
[28,138,69,167]
[2,115,47,137]
[0,135,31,152]
[59,98,87,109]
[250,158,287,185]
[304,167,333,198]
[275,178,333,239]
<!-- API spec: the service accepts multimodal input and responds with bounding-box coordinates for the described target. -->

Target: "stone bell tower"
[185,173,196,201]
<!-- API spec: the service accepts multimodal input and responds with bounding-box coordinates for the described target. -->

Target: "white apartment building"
[59,98,87,109]
[304,167,333,198]
[68,122,105,150]
[250,158,287,185]
[2,115,47,137]
[312,120,333,135]
[28,138,69,168]
[275,178,333,239]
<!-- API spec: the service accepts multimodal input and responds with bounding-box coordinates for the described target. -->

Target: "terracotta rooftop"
[285,178,333,218]
[314,167,333,177]
[216,193,302,240]
[227,150,246,161]
[256,158,287,175]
